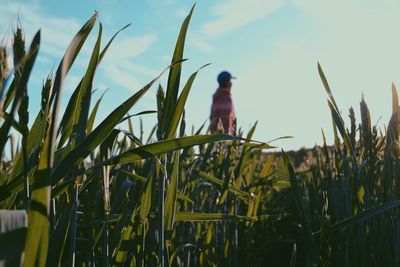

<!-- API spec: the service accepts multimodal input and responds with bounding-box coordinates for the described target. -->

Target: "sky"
[1,0,400,151]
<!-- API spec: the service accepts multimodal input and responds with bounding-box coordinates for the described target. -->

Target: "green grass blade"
[99,23,131,62]
[109,134,237,165]
[392,82,399,138]
[159,4,195,138]
[246,121,258,141]
[197,171,248,199]
[140,175,154,222]
[177,193,194,204]
[330,111,341,152]
[318,62,339,111]
[260,154,275,177]
[0,111,25,134]
[1,79,15,111]
[328,101,358,167]
[57,80,81,147]
[116,169,148,183]
[174,212,256,222]
[314,201,400,235]
[46,202,72,266]
[70,23,102,143]
[24,112,51,267]
[165,64,209,139]
[87,91,105,134]
[127,112,134,133]
[118,110,157,125]
[49,13,97,105]
[165,151,179,232]
[282,150,317,265]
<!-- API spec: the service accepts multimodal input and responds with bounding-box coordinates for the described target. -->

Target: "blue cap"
[217,71,236,84]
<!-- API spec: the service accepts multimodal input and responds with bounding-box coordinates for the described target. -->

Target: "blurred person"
[210,71,236,135]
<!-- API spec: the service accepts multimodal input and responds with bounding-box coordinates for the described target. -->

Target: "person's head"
[217,71,235,88]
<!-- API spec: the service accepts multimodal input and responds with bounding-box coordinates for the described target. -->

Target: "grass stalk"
[158,156,167,267]
[69,183,79,267]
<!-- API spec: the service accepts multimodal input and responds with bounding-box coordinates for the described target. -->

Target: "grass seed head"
[13,27,25,68]
[0,46,9,86]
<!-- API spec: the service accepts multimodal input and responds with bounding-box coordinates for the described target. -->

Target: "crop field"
[1,7,400,267]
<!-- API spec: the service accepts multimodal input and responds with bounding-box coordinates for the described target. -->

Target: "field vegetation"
[1,7,400,267]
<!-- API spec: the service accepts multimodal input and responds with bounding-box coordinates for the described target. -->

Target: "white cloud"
[105,34,157,61]
[175,7,187,19]
[101,34,158,93]
[103,64,142,91]
[0,2,82,59]
[202,0,284,38]
[189,37,215,53]
[119,61,157,77]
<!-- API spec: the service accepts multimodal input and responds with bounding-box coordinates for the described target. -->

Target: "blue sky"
[1,0,400,150]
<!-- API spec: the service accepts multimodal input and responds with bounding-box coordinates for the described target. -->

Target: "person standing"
[210,71,236,135]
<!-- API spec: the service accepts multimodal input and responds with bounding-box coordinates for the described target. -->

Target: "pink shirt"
[210,87,235,134]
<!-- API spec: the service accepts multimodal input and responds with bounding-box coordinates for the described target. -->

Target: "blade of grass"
[314,201,400,235]
[165,64,209,139]
[87,91,105,134]
[1,81,15,113]
[197,171,248,199]
[159,4,195,138]
[174,212,256,222]
[24,105,52,267]
[391,82,399,138]
[70,23,102,144]
[46,201,72,266]
[165,151,179,233]
[108,134,238,165]
[318,62,339,111]
[49,13,98,105]
[282,150,317,265]
[328,100,358,168]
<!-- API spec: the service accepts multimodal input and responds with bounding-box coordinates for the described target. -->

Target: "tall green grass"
[2,6,400,267]
[269,66,400,266]
[0,7,280,267]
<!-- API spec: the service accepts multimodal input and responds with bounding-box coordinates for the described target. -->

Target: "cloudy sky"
[1,0,400,150]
